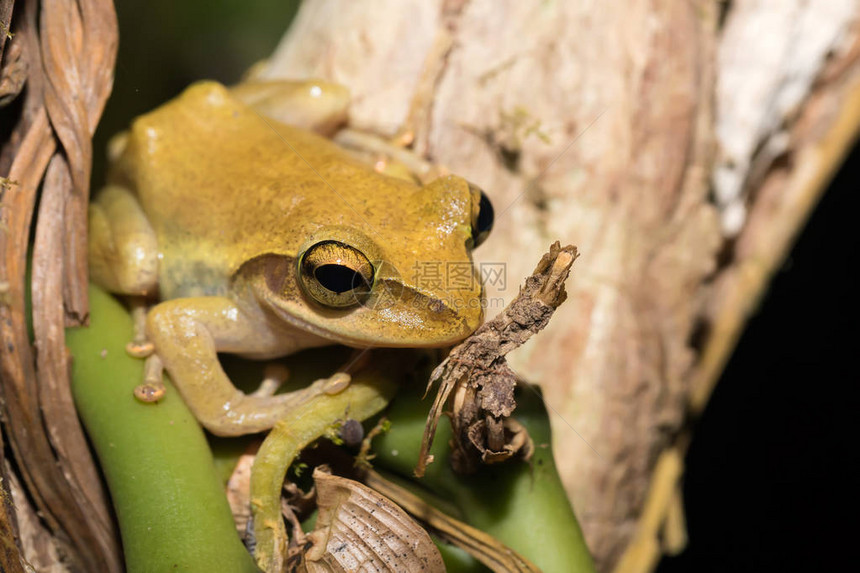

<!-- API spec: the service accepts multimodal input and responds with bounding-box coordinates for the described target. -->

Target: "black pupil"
[315,264,366,294]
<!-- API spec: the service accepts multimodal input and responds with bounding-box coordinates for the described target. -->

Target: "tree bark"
[258,1,860,570]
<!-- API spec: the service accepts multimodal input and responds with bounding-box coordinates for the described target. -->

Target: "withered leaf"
[293,468,444,573]
[361,469,541,573]
[416,242,578,476]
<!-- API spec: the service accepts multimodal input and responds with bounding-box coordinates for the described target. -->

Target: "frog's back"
[108,82,413,300]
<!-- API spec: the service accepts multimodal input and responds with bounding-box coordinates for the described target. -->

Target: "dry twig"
[416,242,578,476]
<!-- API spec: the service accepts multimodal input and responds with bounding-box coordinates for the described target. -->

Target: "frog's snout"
[368,278,483,343]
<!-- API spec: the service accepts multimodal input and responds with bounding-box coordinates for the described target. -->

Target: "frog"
[87,80,493,437]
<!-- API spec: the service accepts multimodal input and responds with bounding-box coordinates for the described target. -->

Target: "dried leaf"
[292,468,444,573]
[227,448,259,539]
[1,457,26,573]
[4,462,68,573]
[361,469,541,573]
[416,242,577,476]
[41,0,118,323]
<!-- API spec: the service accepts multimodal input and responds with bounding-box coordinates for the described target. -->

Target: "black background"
[657,143,859,572]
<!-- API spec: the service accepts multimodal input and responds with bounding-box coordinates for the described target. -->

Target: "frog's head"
[246,175,494,348]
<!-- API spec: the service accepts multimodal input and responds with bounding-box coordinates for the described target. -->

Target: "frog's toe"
[251,363,290,398]
[125,341,154,358]
[322,372,351,395]
[133,382,166,403]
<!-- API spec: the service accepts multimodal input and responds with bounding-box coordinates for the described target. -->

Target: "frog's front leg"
[89,185,161,356]
[145,296,338,436]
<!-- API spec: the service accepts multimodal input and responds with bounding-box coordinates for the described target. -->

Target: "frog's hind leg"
[88,185,158,297]
[230,79,350,137]
[332,129,447,184]
[250,363,290,398]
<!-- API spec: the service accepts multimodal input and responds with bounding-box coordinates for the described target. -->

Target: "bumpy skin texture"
[88,81,485,435]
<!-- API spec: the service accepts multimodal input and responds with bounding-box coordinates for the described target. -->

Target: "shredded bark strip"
[416,241,578,477]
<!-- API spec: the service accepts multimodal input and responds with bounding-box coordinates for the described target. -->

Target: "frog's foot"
[251,363,349,399]
[321,372,351,395]
[125,297,155,358]
[333,129,447,184]
[144,296,362,436]
[133,353,166,403]
[206,375,352,437]
[128,299,164,403]
[250,363,290,398]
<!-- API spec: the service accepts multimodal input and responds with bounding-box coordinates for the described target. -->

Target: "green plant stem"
[372,381,596,573]
[67,285,259,573]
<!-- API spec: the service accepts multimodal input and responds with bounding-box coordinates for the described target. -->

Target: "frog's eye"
[298,241,374,308]
[469,183,494,248]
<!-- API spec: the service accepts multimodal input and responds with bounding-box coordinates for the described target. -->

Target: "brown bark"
[259,1,860,570]
[0,0,120,570]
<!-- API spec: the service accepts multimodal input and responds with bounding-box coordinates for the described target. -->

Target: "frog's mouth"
[264,282,482,349]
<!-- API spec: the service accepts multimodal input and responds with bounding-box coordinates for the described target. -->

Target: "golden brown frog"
[88,80,492,436]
